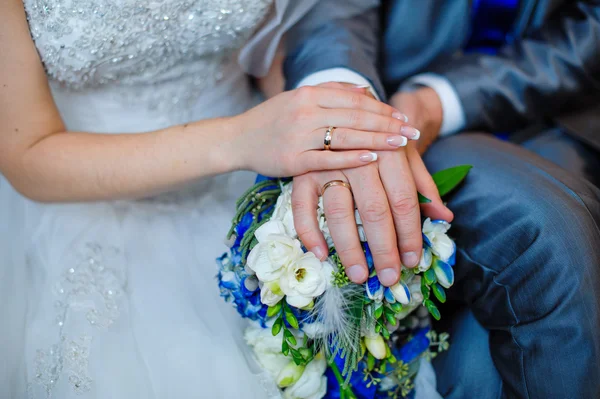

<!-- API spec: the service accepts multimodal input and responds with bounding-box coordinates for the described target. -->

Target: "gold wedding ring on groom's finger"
[321,180,352,196]
[323,126,336,150]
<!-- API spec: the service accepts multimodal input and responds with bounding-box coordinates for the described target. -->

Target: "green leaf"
[282,340,290,356]
[420,278,430,299]
[379,361,388,373]
[382,327,390,340]
[299,347,313,360]
[389,302,403,313]
[284,329,297,346]
[423,268,437,285]
[271,317,283,336]
[385,312,396,325]
[424,299,441,321]
[367,353,376,371]
[284,306,300,329]
[290,348,304,365]
[418,192,432,204]
[374,303,384,320]
[432,283,446,303]
[267,302,282,318]
[432,165,473,197]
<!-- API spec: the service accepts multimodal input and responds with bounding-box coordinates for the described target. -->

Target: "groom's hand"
[389,87,443,155]
[291,85,452,287]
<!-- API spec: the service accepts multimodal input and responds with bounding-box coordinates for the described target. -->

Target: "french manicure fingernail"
[347,265,368,282]
[353,84,371,89]
[401,252,419,268]
[311,246,326,260]
[379,268,399,286]
[386,135,408,147]
[392,111,409,122]
[400,126,421,140]
[359,152,378,162]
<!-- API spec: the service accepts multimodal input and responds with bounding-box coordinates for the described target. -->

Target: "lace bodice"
[22,0,273,126]
[24,0,272,90]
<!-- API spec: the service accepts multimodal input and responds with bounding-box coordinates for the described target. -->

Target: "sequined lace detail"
[23,0,272,111]
[30,243,125,397]
[31,336,93,398]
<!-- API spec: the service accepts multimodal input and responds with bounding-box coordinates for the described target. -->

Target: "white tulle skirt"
[0,171,282,399]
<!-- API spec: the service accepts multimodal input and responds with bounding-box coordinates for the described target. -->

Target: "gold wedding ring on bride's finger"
[323,126,336,150]
[321,180,352,196]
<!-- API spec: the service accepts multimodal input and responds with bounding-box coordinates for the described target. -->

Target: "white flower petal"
[255,220,288,242]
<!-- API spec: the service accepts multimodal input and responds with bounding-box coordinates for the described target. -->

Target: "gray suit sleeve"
[439,1,600,132]
[283,7,385,99]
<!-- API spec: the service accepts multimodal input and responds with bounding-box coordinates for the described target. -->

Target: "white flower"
[273,183,297,238]
[302,322,326,339]
[394,276,424,321]
[260,281,284,306]
[280,252,329,308]
[418,247,433,272]
[364,333,386,360]
[389,282,411,305]
[277,362,306,388]
[422,218,454,262]
[283,353,328,399]
[247,221,303,282]
[245,325,291,380]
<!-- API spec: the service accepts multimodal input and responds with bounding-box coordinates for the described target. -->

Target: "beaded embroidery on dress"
[5,1,283,398]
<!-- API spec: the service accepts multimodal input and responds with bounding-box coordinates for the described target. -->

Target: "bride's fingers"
[298,150,379,173]
[310,127,409,150]
[292,175,330,260]
[320,109,421,138]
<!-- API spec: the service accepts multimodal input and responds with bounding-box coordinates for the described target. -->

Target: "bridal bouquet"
[217,166,470,399]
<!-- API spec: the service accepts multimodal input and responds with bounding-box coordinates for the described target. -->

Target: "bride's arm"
[0,0,414,203]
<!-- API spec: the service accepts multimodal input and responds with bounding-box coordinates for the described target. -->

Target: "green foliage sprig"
[228,179,283,262]
[270,301,315,366]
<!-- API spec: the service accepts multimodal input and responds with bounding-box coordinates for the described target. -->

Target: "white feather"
[307,282,364,356]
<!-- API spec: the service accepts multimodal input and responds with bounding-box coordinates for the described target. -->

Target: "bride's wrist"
[183,117,244,176]
[213,115,247,173]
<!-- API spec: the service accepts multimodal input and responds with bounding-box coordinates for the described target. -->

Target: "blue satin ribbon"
[465,0,521,54]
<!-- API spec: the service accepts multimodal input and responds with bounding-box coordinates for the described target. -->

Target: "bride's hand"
[230,85,417,177]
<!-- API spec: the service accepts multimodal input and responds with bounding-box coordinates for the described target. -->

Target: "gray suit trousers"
[424,133,600,399]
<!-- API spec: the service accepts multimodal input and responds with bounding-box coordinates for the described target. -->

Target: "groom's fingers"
[378,150,423,269]
[322,177,369,284]
[292,175,329,261]
[346,165,401,287]
[406,144,454,222]
[311,87,404,119]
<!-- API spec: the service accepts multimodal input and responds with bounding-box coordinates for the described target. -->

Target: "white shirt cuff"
[295,68,380,100]
[401,73,466,136]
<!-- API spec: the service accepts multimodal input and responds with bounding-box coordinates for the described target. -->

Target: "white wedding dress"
[1,1,441,398]
[2,1,280,398]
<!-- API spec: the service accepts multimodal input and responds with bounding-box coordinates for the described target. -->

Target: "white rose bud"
[245,325,292,380]
[280,252,328,308]
[364,334,387,360]
[260,281,284,306]
[283,353,328,399]
[247,221,303,282]
[273,183,297,238]
[422,218,454,262]
[277,362,306,388]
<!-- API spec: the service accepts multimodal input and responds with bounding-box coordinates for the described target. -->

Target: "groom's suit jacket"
[285,0,600,150]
